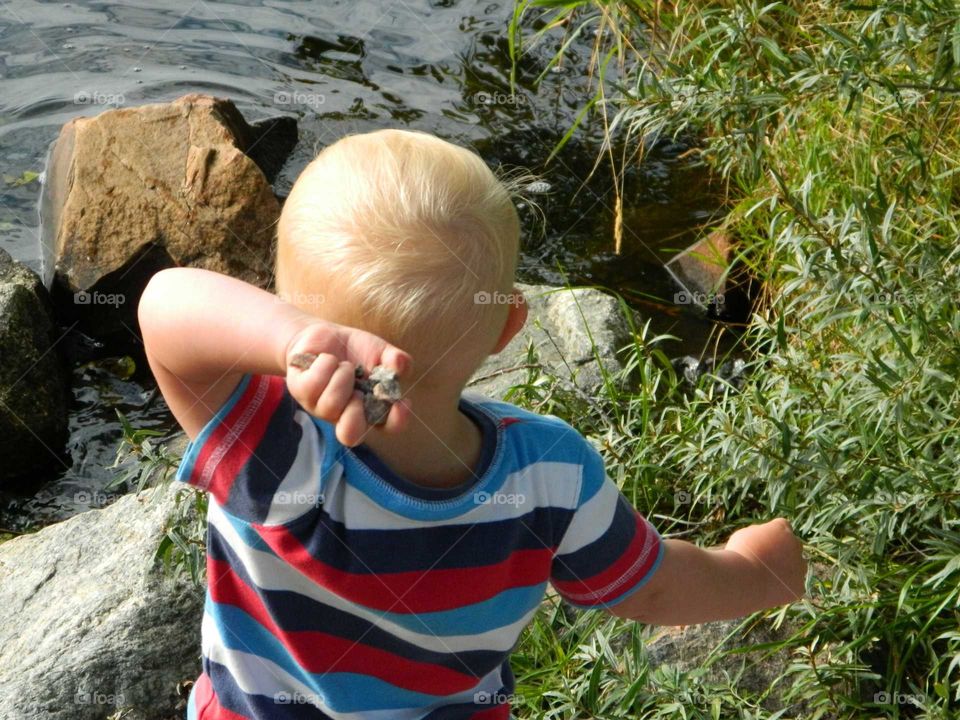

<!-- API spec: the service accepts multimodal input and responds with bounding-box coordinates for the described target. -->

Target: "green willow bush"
[508,1,960,718]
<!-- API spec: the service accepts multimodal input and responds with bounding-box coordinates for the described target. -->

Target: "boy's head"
[276,129,526,383]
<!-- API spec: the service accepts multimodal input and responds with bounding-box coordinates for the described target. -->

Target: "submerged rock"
[0,483,202,719]
[0,249,69,490]
[523,180,552,194]
[666,230,759,324]
[666,230,731,309]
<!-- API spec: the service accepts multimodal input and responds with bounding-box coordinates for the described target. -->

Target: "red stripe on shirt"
[201,695,253,720]
[552,512,660,606]
[188,375,284,503]
[470,703,512,719]
[192,672,249,720]
[252,523,555,613]
[207,557,479,695]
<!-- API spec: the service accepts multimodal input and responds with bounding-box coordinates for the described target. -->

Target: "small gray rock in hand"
[289,352,402,426]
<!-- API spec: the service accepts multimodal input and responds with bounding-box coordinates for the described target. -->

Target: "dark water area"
[0,0,727,530]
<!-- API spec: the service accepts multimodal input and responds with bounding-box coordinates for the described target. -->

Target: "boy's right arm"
[607,518,807,625]
[138,268,412,446]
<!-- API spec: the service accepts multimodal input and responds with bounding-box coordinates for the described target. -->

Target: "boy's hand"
[724,518,807,605]
[284,322,413,447]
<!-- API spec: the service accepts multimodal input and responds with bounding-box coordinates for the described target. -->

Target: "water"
[0,0,726,530]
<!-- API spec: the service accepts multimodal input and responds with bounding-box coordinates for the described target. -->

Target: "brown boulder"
[43,94,290,342]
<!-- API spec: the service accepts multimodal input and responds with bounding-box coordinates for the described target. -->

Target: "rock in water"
[0,483,203,719]
[42,93,294,343]
[665,230,758,323]
[670,355,748,392]
[0,249,68,490]
[665,230,732,309]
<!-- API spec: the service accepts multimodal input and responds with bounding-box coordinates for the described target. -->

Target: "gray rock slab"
[0,483,203,720]
[467,283,634,400]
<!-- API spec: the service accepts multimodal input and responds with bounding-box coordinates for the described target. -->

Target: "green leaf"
[4,170,39,187]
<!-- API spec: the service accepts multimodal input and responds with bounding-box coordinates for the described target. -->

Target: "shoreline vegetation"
[502,1,960,718]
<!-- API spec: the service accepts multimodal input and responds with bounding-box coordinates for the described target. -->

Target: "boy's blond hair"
[276,129,523,364]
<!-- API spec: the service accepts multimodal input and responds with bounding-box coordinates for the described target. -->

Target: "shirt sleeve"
[174,373,329,526]
[549,441,664,610]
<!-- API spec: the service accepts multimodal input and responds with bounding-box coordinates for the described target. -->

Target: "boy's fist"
[724,518,807,605]
[283,321,412,447]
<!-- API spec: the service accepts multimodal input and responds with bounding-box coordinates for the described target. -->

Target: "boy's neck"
[357,387,484,490]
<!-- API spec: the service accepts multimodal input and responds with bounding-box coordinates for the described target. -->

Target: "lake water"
[0,0,726,529]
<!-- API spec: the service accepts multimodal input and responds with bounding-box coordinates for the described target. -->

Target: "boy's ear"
[491,288,528,354]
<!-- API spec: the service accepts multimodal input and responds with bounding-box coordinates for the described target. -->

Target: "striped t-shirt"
[176,373,664,720]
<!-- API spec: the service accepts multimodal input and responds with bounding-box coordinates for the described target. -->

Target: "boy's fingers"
[335,393,368,447]
[314,361,359,420]
[775,517,793,532]
[381,345,413,377]
[380,397,412,434]
[289,353,339,405]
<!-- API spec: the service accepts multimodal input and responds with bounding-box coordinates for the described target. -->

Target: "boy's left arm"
[548,442,805,624]
[608,519,806,625]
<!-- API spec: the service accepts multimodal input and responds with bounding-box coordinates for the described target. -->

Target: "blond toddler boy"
[139,129,806,720]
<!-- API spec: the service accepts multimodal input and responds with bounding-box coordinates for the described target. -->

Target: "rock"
[639,562,834,717]
[666,230,731,308]
[641,617,808,715]
[42,93,294,344]
[670,355,748,391]
[0,249,69,489]
[0,482,203,720]
[468,284,632,400]
[523,180,552,195]
[666,230,758,323]
[245,115,299,186]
